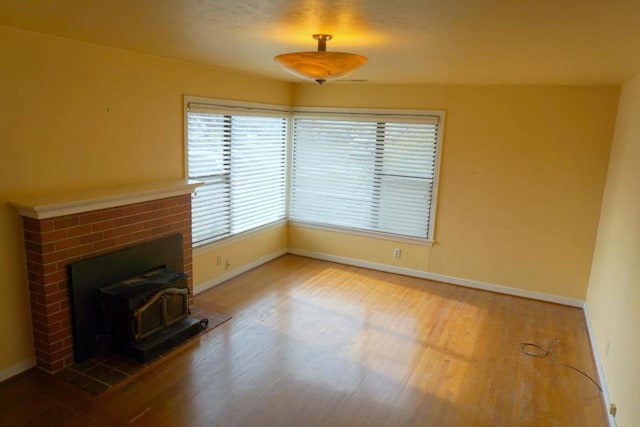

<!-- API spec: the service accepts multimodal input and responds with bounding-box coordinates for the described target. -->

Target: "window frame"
[288,107,445,246]
[184,96,291,248]
[184,97,445,248]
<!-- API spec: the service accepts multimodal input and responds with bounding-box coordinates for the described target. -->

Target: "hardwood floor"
[0,255,607,426]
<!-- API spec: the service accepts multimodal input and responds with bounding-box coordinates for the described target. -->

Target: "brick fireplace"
[10,181,200,372]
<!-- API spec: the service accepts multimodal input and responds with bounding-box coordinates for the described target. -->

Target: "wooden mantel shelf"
[9,180,203,220]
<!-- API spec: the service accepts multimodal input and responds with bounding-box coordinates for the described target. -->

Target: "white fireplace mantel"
[9,180,202,220]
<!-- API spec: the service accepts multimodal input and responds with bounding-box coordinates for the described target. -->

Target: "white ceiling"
[2,0,640,85]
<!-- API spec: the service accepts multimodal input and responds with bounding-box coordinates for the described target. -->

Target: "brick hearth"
[11,182,199,372]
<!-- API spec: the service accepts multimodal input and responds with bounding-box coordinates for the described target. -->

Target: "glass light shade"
[274,51,368,84]
[274,34,367,84]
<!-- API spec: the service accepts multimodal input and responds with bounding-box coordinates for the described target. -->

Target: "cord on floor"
[519,337,602,392]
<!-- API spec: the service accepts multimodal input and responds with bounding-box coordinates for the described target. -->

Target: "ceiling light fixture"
[274,34,367,85]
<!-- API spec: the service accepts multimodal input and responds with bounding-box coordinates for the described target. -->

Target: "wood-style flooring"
[0,255,607,426]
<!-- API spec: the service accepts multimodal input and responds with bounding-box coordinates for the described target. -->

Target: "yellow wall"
[193,225,288,291]
[289,226,432,270]
[290,84,619,300]
[587,73,640,426]
[0,25,291,376]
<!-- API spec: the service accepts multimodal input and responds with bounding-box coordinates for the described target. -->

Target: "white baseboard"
[582,304,616,427]
[193,249,288,295]
[287,248,585,308]
[0,358,36,383]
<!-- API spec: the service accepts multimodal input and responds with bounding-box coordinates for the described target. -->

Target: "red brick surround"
[21,195,193,373]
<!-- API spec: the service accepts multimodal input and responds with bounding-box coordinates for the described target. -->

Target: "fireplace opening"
[68,234,207,363]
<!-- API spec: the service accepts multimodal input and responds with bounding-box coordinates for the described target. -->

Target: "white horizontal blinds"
[230,115,287,234]
[291,118,377,229]
[187,109,287,246]
[291,115,439,240]
[187,112,231,244]
[375,122,438,238]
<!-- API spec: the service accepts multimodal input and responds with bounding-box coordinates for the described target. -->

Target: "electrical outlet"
[609,403,617,417]
[393,248,401,258]
[225,259,231,270]
[216,256,222,266]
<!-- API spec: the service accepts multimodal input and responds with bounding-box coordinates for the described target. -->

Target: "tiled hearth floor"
[53,306,231,395]
[54,353,144,395]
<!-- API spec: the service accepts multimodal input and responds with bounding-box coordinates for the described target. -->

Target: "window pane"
[191,179,230,244]
[187,113,230,178]
[291,116,440,240]
[187,108,287,247]
[231,115,287,234]
[291,118,377,229]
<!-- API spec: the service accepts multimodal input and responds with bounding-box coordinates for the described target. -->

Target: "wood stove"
[68,234,207,363]
[103,270,190,342]
[100,269,207,363]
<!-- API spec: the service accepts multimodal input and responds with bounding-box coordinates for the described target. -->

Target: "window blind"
[290,114,441,241]
[187,110,287,246]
